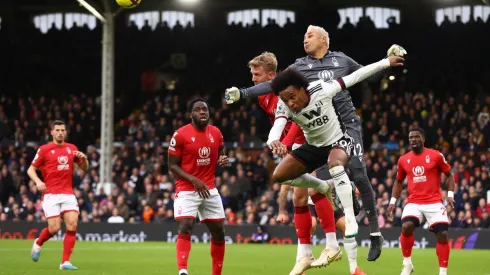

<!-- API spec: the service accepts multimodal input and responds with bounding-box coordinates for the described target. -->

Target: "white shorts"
[42,194,79,219]
[174,188,225,223]
[401,203,448,228]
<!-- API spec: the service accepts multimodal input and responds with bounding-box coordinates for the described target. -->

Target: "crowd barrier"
[0,222,488,250]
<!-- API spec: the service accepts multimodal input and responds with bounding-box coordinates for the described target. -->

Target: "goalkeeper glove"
[225,87,241,104]
[387,44,407,57]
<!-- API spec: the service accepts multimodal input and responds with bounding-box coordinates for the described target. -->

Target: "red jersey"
[258,94,306,145]
[31,142,82,195]
[396,148,451,204]
[168,124,224,193]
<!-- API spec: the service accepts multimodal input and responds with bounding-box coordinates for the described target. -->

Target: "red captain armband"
[336,78,346,90]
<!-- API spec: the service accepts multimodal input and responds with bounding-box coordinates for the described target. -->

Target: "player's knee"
[178,222,194,235]
[293,190,308,206]
[65,220,78,231]
[211,227,225,241]
[436,230,448,242]
[48,223,61,234]
[401,222,416,234]
[272,169,287,184]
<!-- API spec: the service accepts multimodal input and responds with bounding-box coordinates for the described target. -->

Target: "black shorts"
[309,203,345,222]
[290,134,354,173]
[344,117,366,169]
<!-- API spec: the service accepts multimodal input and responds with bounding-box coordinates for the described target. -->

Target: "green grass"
[0,240,488,275]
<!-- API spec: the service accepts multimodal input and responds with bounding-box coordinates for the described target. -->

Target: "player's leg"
[60,211,79,270]
[423,203,450,275]
[174,191,200,275]
[290,187,315,275]
[32,195,62,262]
[57,194,80,270]
[335,215,366,275]
[199,188,226,275]
[399,204,422,275]
[272,144,332,194]
[327,142,358,238]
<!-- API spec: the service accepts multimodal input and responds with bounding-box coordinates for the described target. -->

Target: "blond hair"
[307,25,330,46]
[248,52,278,73]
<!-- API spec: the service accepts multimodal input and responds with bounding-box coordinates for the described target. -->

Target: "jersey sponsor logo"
[302,107,329,128]
[318,70,334,81]
[197,147,211,166]
[412,166,426,183]
[302,107,322,120]
[57,155,70,171]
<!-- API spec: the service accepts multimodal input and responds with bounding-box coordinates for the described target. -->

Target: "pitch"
[0,240,487,274]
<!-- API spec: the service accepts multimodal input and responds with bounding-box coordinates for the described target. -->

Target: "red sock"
[436,240,450,268]
[176,233,191,271]
[400,232,414,258]
[311,193,336,233]
[211,239,225,275]
[62,230,77,263]
[294,206,312,244]
[36,228,54,246]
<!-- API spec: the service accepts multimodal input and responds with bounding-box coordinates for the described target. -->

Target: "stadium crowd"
[0,10,490,229]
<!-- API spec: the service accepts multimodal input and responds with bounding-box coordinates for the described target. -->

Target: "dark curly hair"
[270,68,309,95]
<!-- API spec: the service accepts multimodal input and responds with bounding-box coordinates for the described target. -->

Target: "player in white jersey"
[267,56,404,240]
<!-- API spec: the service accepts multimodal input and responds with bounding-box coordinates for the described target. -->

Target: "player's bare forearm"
[278,185,291,213]
[241,81,272,98]
[27,165,42,184]
[168,154,197,183]
[392,180,404,199]
[445,172,455,193]
[78,158,89,171]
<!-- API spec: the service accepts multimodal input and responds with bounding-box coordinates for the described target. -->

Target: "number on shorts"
[352,143,363,157]
[441,207,447,216]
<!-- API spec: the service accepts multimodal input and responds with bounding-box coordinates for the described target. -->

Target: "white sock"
[282,173,328,190]
[296,239,300,261]
[344,237,358,274]
[325,232,339,249]
[179,269,188,275]
[439,267,447,274]
[329,166,355,221]
[403,257,412,265]
[298,244,312,258]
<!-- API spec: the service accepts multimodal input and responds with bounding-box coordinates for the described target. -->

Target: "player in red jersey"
[28,120,88,270]
[247,52,345,275]
[388,128,455,275]
[168,98,229,275]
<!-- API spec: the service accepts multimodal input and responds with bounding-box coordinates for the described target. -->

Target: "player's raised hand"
[387,204,395,219]
[268,140,288,157]
[35,180,47,193]
[218,155,229,167]
[387,56,405,67]
[387,44,407,57]
[276,212,289,224]
[225,87,241,104]
[73,151,87,159]
[191,177,211,199]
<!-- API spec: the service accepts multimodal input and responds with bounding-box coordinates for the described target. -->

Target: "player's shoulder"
[207,125,222,135]
[426,148,442,156]
[327,50,350,59]
[293,56,308,65]
[38,142,56,151]
[397,152,411,163]
[64,142,78,150]
[175,123,193,134]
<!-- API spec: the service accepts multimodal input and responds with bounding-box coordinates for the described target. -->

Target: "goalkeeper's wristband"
[389,197,397,205]
[240,88,249,99]
[448,191,454,199]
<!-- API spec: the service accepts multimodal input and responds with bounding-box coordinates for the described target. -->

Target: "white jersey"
[271,58,390,147]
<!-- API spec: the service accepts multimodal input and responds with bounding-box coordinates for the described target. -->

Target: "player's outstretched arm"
[341,56,404,89]
[225,82,272,104]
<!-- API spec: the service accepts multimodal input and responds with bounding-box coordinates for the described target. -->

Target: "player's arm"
[217,131,229,167]
[74,150,89,171]
[344,55,386,83]
[28,148,46,192]
[438,152,455,208]
[281,122,301,148]
[267,101,290,156]
[388,157,407,217]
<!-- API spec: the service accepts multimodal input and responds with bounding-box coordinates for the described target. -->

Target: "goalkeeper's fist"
[225,87,241,104]
[387,44,407,57]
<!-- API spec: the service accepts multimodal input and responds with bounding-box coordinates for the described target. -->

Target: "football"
[115,0,141,8]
